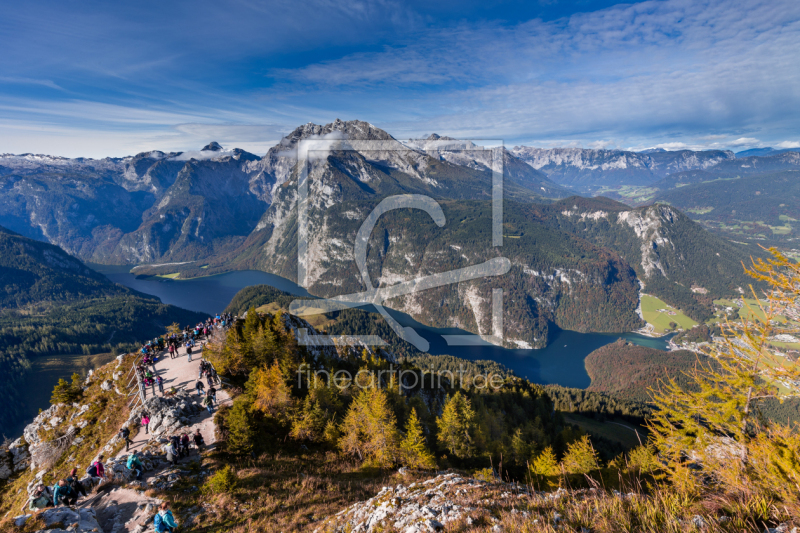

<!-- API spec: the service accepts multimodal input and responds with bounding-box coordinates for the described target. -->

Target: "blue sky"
[1,0,798,157]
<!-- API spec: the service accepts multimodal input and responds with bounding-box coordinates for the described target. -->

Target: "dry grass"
[154,448,432,533]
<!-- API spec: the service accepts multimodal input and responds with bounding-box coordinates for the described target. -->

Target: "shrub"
[473,467,496,483]
[203,465,237,495]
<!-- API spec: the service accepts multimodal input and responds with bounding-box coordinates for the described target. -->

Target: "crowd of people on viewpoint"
[24,312,236,531]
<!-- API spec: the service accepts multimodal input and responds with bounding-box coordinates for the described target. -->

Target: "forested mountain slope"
[0,225,124,309]
[0,226,206,435]
[541,197,766,321]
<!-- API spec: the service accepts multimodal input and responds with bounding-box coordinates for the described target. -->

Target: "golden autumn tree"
[339,387,400,468]
[648,248,800,506]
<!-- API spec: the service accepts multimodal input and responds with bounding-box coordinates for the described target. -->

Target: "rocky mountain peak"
[424,133,457,141]
[202,141,223,151]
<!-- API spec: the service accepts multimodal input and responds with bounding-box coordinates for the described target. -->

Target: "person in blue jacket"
[126,451,144,481]
[153,501,178,532]
[53,479,77,506]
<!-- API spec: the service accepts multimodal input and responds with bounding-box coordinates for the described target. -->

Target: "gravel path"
[117,341,232,457]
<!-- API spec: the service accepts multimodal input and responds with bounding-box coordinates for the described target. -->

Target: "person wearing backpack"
[165,440,178,466]
[195,379,205,397]
[202,392,214,413]
[126,451,144,481]
[53,479,77,507]
[179,433,190,456]
[28,484,53,510]
[119,426,132,451]
[156,375,164,394]
[153,501,178,532]
[87,455,105,481]
[66,468,87,498]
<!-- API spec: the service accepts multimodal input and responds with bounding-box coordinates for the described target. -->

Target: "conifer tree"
[649,248,800,501]
[529,446,560,487]
[339,387,399,467]
[436,391,476,459]
[250,360,295,424]
[50,372,82,404]
[226,397,255,455]
[561,435,599,475]
[290,396,328,442]
[400,408,436,469]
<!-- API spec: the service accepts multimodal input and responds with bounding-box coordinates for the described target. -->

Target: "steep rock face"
[404,138,570,198]
[0,438,30,481]
[113,150,266,263]
[0,146,266,263]
[241,155,642,348]
[0,122,560,266]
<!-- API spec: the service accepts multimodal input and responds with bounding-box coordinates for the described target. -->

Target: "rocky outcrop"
[15,506,103,533]
[314,473,534,533]
[127,390,202,438]
[0,437,30,481]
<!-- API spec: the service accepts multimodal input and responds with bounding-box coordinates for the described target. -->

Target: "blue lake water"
[9,266,669,437]
[93,265,670,389]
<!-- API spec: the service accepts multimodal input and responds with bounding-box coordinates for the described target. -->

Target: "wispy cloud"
[0,0,797,156]
[0,77,65,91]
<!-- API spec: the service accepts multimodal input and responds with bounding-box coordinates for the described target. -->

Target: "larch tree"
[436,391,476,459]
[339,387,400,468]
[648,248,800,504]
[400,408,436,469]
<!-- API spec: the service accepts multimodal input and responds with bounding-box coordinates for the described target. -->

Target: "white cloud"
[730,137,760,146]
[777,140,800,148]
[587,140,615,149]
[0,0,798,155]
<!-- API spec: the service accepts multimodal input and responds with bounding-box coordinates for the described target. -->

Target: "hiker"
[119,426,132,451]
[66,468,87,498]
[180,433,190,456]
[53,479,77,507]
[207,386,217,406]
[87,455,105,481]
[186,342,193,362]
[206,370,214,388]
[195,379,205,397]
[202,392,214,413]
[193,429,204,452]
[165,440,178,466]
[141,413,151,434]
[126,451,144,481]
[168,343,175,359]
[28,484,53,510]
[153,501,178,533]
[156,375,164,394]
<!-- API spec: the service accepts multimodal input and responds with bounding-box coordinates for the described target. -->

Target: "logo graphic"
[289,139,508,352]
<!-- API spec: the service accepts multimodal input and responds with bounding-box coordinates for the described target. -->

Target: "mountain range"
[0,119,768,351]
[510,146,800,192]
